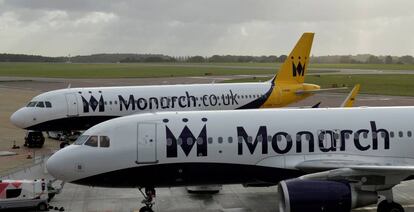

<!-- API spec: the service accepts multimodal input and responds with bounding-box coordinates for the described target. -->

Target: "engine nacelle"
[278,179,377,212]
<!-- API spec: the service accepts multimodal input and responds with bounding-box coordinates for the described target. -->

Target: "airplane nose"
[47,149,76,182]
[10,109,27,129]
[46,153,64,180]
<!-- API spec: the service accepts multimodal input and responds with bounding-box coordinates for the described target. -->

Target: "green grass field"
[0,62,414,78]
[1,62,414,96]
[224,75,414,97]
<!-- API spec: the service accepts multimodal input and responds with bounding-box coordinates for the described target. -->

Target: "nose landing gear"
[139,187,156,212]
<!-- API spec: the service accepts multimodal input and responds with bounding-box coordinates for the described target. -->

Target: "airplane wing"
[295,159,414,190]
[295,87,348,95]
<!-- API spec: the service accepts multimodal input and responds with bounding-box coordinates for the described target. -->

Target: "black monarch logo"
[166,125,207,158]
[82,95,105,113]
[292,61,305,77]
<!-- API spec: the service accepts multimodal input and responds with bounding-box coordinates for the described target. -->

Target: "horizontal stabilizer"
[295,87,348,95]
[340,84,360,107]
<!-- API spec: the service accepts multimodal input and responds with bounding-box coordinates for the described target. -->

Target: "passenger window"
[85,136,98,147]
[74,135,89,145]
[267,136,272,142]
[363,132,368,139]
[177,138,183,145]
[197,137,203,145]
[228,137,233,143]
[36,102,45,108]
[100,136,110,147]
[218,137,223,144]
[186,138,193,145]
[167,138,173,146]
[399,131,403,138]
[45,101,52,108]
[207,137,213,144]
[247,136,253,143]
[6,189,22,198]
[408,131,412,137]
[390,131,394,138]
[27,102,37,107]
[257,135,263,142]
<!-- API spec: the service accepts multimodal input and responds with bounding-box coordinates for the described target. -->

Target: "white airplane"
[47,106,413,212]
[11,33,328,134]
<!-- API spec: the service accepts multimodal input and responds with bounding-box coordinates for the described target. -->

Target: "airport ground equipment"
[24,130,45,148]
[0,179,49,211]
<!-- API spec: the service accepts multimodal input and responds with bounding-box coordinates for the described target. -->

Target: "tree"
[398,55,414,64]
[278,55,288,63]
[384,55,393,64]
[187,56,205,63]
[366,55,382,64]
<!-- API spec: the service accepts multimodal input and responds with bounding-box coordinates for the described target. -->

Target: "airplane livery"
[47,106,414,212]
[11,33,327,132]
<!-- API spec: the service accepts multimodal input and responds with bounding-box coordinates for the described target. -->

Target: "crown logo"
[291,56,307,77]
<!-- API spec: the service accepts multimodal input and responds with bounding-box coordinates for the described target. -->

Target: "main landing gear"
[377,190,404,212]
[139,187,156,212]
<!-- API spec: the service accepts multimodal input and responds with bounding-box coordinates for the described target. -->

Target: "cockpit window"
[84,136,98,147]
[27,102,37,107]
[100,136,110,148]
[36,102,45,108]
[73,135,89,145]
[45,101,52,108]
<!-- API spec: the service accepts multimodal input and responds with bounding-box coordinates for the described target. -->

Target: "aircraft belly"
[71,162,304,188]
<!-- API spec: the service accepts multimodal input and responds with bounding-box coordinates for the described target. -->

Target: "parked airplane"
[11,33,338,136]
[47,106,412,212]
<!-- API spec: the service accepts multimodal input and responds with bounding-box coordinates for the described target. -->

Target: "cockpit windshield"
[27,102,37,107]
[26,101,52,108]
[73,135,89,145]
[73,135,110,147]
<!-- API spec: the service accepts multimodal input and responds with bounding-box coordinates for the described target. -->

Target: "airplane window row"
[73,135,110,147]
[26,101,52,108]
[104,101,118,105]
[165,131,414,146]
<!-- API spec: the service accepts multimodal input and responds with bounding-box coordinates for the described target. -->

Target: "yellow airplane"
[260,32,344,108]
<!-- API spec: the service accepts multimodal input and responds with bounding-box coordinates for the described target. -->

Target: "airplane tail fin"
[273,33,314,85]
[340,84,360,107]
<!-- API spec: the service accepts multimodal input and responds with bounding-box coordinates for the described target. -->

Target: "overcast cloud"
[0,0,413,56]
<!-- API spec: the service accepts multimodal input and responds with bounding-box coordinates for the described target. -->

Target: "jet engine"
[278,179,378,212]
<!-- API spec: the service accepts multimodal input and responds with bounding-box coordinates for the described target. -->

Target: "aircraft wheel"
[37,202,48,211]
[377,201,404,212]
[139,206,153,212]
[388,202,404,212]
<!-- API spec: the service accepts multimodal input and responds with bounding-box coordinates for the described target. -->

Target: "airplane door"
[65,93,79,116]
[136,123,158,164]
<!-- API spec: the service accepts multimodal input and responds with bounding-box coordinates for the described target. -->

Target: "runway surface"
[2,75,414,212]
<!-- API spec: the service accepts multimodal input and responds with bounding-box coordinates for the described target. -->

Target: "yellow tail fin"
[341,84,360,107]
[273,33,314,84]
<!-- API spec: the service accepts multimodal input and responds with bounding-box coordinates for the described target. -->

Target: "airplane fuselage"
[47,107,414,188]
[11,82,315,131]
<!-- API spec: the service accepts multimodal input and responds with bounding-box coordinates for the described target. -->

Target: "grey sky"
[0,0,413,57]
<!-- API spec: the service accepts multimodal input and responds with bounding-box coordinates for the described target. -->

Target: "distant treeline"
[0,53,413,64]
